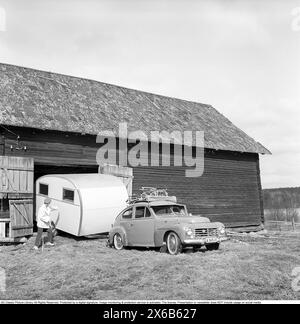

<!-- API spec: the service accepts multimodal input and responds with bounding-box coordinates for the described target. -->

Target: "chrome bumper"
[183,236,228,245]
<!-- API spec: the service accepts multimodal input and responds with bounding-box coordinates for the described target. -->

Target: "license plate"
[205,237,218,244]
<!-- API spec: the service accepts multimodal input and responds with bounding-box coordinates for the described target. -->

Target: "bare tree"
[266,190,299,231]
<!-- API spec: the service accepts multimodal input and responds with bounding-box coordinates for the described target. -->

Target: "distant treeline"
[263,187,300,209]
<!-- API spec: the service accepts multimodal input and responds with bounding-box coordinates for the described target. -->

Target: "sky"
[0,0,299,189]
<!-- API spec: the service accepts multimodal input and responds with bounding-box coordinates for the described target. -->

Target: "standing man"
[34,198,58,250]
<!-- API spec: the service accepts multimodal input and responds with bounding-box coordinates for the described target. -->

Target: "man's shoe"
[33,246,39,250]
[45,242,55,246]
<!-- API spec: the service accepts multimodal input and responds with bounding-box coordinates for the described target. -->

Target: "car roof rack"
[127,187,177,205]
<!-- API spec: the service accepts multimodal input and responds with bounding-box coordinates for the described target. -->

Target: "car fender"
[109,226,129,246]
[154,225,185,246]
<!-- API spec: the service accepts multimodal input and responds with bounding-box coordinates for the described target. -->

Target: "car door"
[131,206,155,247]
[119,207,134,244]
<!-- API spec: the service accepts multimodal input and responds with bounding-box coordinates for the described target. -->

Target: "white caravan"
[35,174,128,236]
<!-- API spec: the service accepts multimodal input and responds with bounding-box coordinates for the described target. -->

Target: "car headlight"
[218,226,226,235]
[184,226,194,237]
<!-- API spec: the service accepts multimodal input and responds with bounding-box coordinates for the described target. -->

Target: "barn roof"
[38,173,126,190]
[0,63,270,154]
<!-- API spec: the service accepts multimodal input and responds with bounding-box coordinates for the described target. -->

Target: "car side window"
[122,208,133,219]
[145,208,151,218]
[172,206,181,213]
[135,207,145,219]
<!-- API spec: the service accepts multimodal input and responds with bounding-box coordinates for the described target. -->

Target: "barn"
[0,62,270,240]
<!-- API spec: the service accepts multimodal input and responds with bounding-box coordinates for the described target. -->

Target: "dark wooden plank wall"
[133,151,262,227]
[1,126,263,227]
[3,131,98,166]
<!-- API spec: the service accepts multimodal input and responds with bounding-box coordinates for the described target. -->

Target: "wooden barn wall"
[132,152,263,228]
[1,128,99,166]
[1,126,264,227]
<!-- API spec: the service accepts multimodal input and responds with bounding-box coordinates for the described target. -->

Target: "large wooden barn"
[0,63,270,239]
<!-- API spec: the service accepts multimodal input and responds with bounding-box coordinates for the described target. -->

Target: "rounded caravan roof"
[41,173,125,190]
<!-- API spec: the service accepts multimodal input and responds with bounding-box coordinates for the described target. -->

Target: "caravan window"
[63,188,74,202]
[39,183,49,196]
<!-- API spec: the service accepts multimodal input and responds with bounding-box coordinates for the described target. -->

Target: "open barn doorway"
[33,164,99,229]
[34,164,99,182]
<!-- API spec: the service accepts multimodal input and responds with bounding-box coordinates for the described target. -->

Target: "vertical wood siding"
[133,151,262,227]
[2,127,263,227]
[0,156,34,198]
[9,199,33,238]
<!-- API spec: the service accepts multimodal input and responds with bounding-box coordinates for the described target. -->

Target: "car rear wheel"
[113,233,124,250]
[206,243,220,251]
[166,232,182,255]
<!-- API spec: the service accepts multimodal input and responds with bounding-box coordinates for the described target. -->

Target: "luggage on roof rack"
[127,187,177,204]
[140,187,168,197]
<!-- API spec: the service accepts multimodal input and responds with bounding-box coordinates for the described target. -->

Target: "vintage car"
[108,188,227,255]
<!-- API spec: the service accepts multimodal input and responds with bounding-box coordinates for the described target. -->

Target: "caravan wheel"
[113,233,124,250]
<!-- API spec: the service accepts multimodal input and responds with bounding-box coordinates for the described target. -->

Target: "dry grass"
[0,232,300,301]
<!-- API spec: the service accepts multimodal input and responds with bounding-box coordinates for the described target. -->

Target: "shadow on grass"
[50,231,221,256]
[56,230,108,241]
[125,246,209,254]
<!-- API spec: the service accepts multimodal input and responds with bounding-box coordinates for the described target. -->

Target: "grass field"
[0,231,300,301]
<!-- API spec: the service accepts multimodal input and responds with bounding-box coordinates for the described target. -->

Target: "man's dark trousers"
[35,227,53,247]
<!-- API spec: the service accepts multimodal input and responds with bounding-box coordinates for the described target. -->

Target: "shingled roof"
[0,63,270,154]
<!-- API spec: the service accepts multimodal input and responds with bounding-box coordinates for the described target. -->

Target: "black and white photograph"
[0,0,300,307]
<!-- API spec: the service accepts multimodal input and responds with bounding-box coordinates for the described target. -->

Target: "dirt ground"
[0,231,300,301]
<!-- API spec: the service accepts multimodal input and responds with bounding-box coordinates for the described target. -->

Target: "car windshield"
[151,205,187,217]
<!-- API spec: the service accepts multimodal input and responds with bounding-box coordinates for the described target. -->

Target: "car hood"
[156,216,223,228]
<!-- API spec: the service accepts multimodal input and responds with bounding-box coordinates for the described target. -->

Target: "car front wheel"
[166,232,182,255]
[113,233,124,250]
